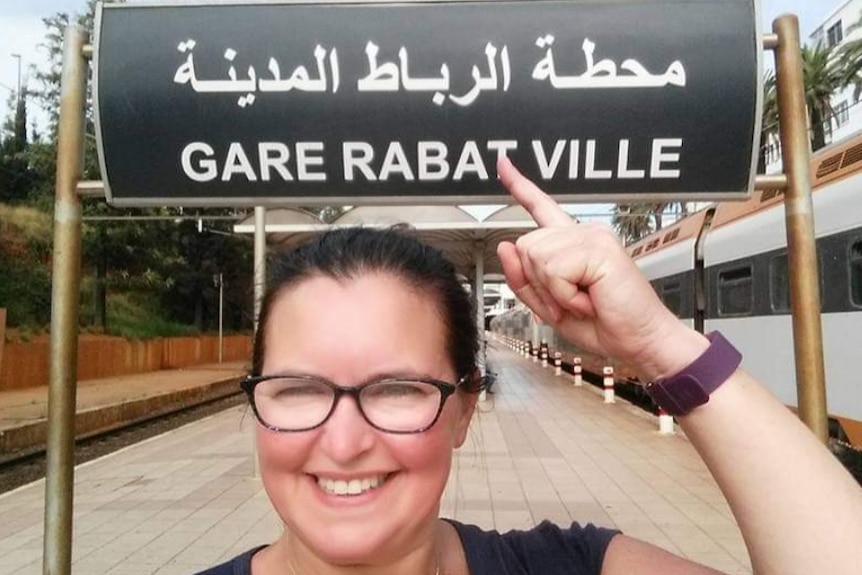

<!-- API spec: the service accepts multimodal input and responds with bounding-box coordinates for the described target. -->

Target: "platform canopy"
[233,204,539,277]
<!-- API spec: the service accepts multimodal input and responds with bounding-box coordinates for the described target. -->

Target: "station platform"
[0,362,247,457]
[0,341,752,575]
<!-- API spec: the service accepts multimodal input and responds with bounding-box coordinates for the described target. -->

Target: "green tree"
[838,12,862,100]
[612,203,653,245]
[0,91,36,203]
[800,44,843,151]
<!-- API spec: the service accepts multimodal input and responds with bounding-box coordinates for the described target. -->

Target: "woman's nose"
[318,392,376,463]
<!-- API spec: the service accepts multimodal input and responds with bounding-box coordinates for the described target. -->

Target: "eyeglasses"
[240,373,471,434]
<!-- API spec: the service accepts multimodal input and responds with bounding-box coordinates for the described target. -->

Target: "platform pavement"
[0,342,752,575]
[0,362,248,456]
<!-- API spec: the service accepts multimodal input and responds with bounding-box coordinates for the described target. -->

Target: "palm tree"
[612,203,653,245]
[838,12,862,100]
[801,44,843,151]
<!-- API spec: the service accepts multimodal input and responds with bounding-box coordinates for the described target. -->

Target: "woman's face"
[256,272,475,565]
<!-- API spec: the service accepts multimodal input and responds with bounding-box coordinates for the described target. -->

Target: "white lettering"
[453,141,488,180]
[258,143,293,182]
[585,140,612,179]
[487,140,518,165]
[650,138,682,178]
[379,142,415,181]
[532,140,566,179]
[568,140,579,178]
[343,142,376,181]
[418,142,449,180]
[617,139,645,179]
[181,142,217,182]
[296,142,326,181]
[222,143,257,182]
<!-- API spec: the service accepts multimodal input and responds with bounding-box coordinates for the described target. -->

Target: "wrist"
[644,331,743,417]
[636,327,710,383]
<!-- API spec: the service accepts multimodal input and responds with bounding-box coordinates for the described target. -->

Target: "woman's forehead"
[263,273,450,360]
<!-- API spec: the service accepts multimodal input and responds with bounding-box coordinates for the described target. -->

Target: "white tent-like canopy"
[233,204,540,377]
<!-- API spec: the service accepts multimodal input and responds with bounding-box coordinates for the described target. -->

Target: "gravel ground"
[0,394,247,494]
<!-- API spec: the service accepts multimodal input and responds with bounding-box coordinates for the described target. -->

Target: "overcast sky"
[0,0,839,218]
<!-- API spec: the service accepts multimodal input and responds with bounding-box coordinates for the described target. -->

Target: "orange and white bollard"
[602,366,615,403]
[554,352,562,376]
[532,346,538,363]
[573,357,583,386]
[658,408,675,435]
[541,342,548,368]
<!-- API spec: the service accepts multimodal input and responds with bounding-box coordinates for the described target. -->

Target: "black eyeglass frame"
[240,373,472,434]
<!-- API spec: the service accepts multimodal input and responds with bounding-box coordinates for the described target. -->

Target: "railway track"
[0,392,246,494]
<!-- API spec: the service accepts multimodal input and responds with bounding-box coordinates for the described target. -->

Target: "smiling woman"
[195,160,862,575]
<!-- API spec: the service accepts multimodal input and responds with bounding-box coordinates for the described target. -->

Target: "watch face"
[647,375,709,417]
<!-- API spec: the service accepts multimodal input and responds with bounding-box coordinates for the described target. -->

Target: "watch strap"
[645,332,742,416]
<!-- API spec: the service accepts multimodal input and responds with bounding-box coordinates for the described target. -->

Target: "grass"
[0,204,52,243]
[104,292,199,339]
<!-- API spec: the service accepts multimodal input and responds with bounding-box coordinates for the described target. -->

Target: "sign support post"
[43,24,88,575]
[772,14,828,444]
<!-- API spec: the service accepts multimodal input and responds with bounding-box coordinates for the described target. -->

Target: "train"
[490,130,862,447]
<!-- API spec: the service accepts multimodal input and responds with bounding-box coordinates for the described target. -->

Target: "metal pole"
[253,207,267,334]
[218,273,224,363]
[474,242,486,400]
[772,15,829,444]
[252,207,266,477]
[43,24,88,575]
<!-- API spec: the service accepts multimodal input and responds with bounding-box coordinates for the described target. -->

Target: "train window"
[851,239,862,307]
[662,282,682,316]
[718,265,753,316]
[770,254,790,312]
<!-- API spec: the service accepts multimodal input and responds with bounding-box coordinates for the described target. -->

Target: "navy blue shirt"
[195,520,619,575]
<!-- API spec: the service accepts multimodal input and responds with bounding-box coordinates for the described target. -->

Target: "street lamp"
[213,273,224,363]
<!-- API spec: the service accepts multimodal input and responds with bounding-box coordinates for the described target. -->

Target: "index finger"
[497,156,573,227]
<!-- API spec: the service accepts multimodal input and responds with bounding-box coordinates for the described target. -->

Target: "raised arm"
[495,157,862,575]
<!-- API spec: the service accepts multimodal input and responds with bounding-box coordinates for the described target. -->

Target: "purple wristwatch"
[645,332,742,416]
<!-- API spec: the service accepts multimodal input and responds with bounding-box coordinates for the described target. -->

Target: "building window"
[827,21,844,47]
[770,254,790,312]
[718,264,753,316]
[835,101,849,127]
[851,239,862,306]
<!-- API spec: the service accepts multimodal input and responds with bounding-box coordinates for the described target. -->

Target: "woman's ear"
[452,368,482,448]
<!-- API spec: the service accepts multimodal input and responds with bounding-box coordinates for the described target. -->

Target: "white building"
[810,0,862,144]
[764,0,862,173]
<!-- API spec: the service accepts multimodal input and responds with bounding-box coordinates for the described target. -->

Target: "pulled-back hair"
[252,227,479,390]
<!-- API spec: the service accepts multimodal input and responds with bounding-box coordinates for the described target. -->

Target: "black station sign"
[94,0,760,207]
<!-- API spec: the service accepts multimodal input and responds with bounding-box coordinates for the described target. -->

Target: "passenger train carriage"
[491,131,862,447]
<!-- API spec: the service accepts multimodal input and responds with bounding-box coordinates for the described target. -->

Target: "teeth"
[317,474,388,496]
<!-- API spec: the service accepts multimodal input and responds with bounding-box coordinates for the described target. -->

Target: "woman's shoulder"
[446,519,620,575]
[192,545,266,575]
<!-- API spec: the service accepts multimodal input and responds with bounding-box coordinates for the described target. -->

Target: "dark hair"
[252,227,480,390]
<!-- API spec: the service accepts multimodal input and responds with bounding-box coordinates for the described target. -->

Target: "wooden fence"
[0,333,252,391]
